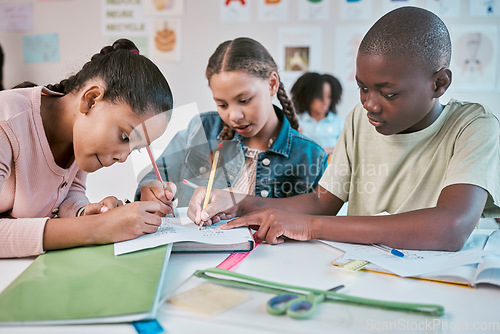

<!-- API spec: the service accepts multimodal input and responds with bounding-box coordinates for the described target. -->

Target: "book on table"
[114,207,255,255]
[328,229,500,287]
[0,243,172,325]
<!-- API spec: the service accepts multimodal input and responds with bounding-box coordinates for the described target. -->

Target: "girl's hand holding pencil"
[139,180,177,217]
[187,187,246,226]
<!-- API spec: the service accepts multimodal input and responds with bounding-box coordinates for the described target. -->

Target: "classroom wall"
[0,0,499,203]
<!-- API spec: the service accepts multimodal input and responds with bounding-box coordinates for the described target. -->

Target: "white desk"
[1,240,499,334]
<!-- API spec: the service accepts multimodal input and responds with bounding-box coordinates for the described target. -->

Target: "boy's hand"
[140,180,177,216]
[187,187,244,226]
[81,196,123,216]
[220,208,313,245]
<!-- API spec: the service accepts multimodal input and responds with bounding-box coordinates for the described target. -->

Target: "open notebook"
[328,229,500,287]
[0,243,171,325]
[114,207,255,255]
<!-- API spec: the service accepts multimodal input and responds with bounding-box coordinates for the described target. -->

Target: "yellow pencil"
[200,150,219,229]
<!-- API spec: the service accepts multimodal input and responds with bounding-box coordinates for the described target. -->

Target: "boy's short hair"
[359,6,451,74]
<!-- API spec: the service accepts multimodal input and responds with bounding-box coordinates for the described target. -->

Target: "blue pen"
[372,243,405,257]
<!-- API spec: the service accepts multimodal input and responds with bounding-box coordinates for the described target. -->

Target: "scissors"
[266,285,344,320]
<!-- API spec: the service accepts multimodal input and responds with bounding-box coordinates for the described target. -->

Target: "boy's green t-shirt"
[320,99,500,218]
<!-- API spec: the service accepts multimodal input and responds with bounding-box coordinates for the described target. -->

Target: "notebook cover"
[0,243,170,324]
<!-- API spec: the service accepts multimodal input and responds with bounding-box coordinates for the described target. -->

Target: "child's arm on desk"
[43,201,163,251]
[187,185,344,226]
[215,184,487,251]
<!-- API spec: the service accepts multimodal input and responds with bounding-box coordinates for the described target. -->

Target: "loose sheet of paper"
[320,230,491,277]
[114,208,252,255]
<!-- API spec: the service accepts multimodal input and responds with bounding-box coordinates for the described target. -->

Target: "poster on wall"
[22,33,60,64]
[220,0,251,23]
[339,0,372,21]
[297,0,330,21]
[469,0,500,17]
[143,0,184,16]
[334,25,370,91]
[0,2,33,32]
[150,18,181,62]
[102,0,149,36]
[449,25,498,91]
[424,0,460,18]
[278,26,322,92]
[257,0,289,22]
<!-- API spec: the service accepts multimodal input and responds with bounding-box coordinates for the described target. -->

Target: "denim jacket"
[135,106,328,206]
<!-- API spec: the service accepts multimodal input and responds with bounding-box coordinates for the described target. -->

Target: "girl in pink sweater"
[0,39,175,258]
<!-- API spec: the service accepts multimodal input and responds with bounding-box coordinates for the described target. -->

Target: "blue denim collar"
[216,105,292,158]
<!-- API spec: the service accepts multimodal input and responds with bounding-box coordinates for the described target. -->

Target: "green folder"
[0,243,171,325]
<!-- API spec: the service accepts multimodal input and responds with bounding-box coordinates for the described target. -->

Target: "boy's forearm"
[310,208,475,251]
[238,186,343,217]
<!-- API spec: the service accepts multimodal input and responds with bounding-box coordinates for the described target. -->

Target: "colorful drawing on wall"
[144,0,184,16]
[424,0,460,18]
[340,0,372,21]
[150,19,181,62]
[297,0,330,21]
[334,26,369,90]
[0,2,33,32]
[449,25,498,90]
[220,0,251,23]
[284,47,309,72]
[469,0,499,17]
[22,33,60,64]
[257,0,289,22]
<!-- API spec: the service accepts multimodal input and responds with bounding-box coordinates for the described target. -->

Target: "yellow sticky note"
[167,282,251,316]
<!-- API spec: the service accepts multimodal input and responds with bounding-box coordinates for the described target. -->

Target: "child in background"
[291,72,344,154]
[0,39,175,258]
[138,37,328,207]
[188,7,499,251]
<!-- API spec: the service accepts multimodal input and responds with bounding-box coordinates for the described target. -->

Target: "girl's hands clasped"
[140,180,177,216]
[220,208,314,245]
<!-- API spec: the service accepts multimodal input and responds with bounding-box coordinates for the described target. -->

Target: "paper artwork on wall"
[0,2,33,32]
[339,0,372,21]
[278,26,322,92]
[449,25,498,91]
[424,0,460,18]
[150,19,181,62]
[334,25,370,91]
[257,0,289,22]
[220,0,251,23]
[22,33,60,64]
[469,0,500,17]
[297,0,330,21]
[102,0,149,36]
[143,0,184,16]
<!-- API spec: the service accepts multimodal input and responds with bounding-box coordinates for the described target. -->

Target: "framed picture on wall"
[278,26,322,92]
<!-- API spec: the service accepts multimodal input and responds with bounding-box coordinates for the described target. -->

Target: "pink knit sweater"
[0,87,89,258]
